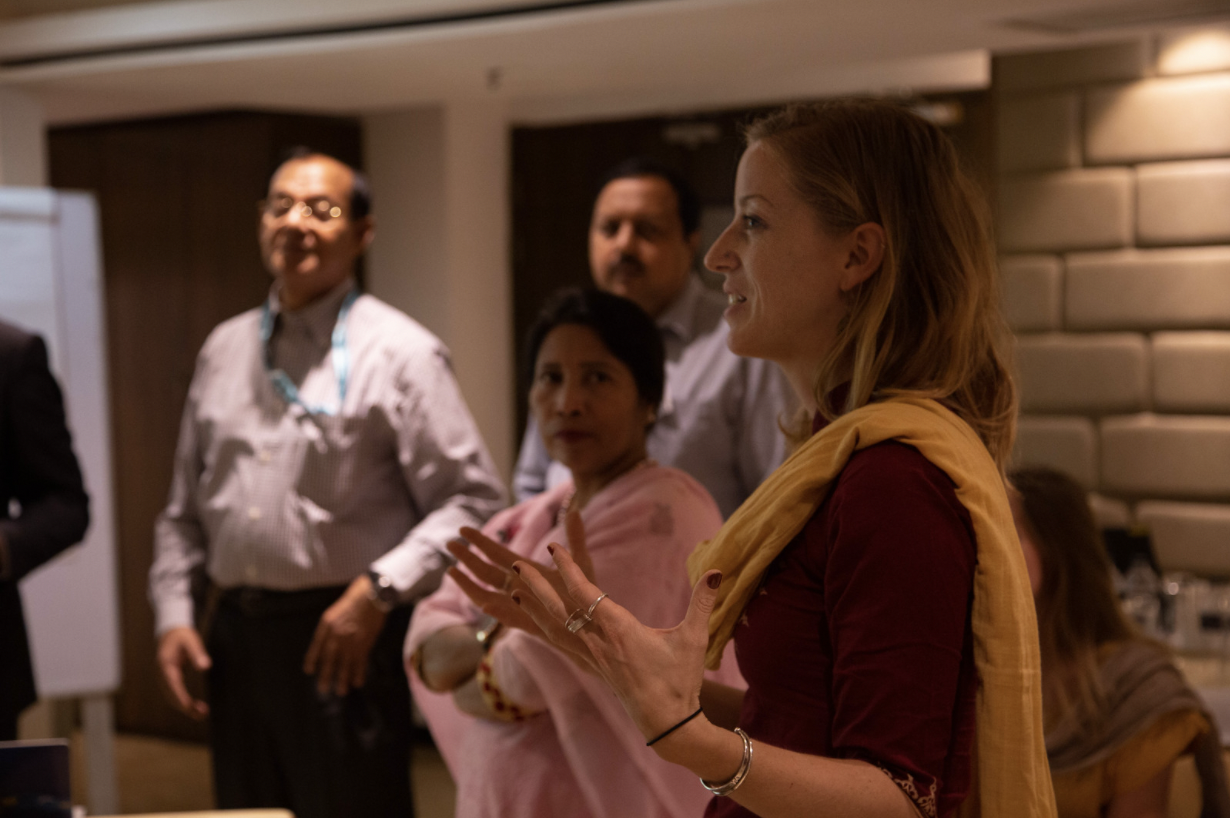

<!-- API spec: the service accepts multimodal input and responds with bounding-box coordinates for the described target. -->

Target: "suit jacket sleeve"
[0,332,90,581]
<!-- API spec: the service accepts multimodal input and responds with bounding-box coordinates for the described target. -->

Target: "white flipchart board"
[0,188,120,731]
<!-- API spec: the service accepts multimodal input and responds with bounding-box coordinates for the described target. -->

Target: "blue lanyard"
[259,289,358,416]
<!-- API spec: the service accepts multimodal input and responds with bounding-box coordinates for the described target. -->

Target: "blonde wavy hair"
[746,99,1017,467]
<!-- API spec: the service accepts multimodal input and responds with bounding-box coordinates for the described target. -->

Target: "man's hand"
[157,626,211,720]
[303,575,388,697]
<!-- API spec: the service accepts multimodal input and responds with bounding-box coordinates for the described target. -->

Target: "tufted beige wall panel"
[1086,75,1230,164]
[1137,500,1230,575]
[996,37,1230,574]
[996,41,1149,92]
[999,169,1133,253]
[997,92,1081,172]
[1152,332,1230,412]
[1015,333,1148,414]
[1013,415,1099,488]
[1138,160,1230,246]
[1100,415,1230,499]
[1000,254,1063,332]
[1065,248,1230,331]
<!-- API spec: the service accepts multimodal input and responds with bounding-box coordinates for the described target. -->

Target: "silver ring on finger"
[585,592,608,617]
[564,592,609,634]
[565,609,591,633]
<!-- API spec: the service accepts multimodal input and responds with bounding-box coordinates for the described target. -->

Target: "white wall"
[364,101,515,480]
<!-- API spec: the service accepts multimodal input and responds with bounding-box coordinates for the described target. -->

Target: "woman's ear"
[839,222,886,293]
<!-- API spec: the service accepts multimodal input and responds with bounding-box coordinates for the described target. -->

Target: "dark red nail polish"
[512,564,521,575]
[547,544,555,555]
[511,593,522,605]
[707,572,723,589]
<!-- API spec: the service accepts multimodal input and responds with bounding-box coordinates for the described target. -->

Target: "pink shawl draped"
[405,465,744,818]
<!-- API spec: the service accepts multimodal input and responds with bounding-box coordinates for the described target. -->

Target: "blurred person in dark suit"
[0,319,90,740]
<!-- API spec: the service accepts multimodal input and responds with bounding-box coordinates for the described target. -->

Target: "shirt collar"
[655,275,706,343]
[269,277,357,348]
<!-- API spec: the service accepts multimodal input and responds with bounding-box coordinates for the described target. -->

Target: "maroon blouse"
[706,429,978,818]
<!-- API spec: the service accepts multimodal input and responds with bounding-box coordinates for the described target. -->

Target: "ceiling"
[0,0,1226,126]
[0,0,164,22]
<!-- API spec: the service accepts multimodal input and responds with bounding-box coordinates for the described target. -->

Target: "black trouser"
[208,586,414,818]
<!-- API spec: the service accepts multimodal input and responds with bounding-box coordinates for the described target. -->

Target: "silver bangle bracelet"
[700,727,753,797]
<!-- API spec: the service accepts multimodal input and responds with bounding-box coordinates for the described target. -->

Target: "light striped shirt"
[150,279,507,634]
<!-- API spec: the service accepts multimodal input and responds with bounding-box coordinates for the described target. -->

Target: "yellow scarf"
[687,397,1056,818]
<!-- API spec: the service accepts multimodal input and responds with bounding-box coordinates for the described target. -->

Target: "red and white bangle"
[475,654,541,723]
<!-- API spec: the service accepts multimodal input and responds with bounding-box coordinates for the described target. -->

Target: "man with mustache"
[150,150,506,818]
[513,158,790,518]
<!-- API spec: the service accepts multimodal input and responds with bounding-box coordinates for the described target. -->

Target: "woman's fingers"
[459,526,520,571]
[446,539,508,589]
[448,565,501,609]
[546,542,604,611]
[564,510,597,581]
[510,582,599,672]
[449,567,543,637]
[680,570,723,648]
[512,559,571,617]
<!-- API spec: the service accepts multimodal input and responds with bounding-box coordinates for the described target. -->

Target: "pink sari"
[406,464,743,818]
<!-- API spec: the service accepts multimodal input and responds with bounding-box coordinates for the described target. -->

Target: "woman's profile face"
[703,140,852,371]
[531,324,651,485]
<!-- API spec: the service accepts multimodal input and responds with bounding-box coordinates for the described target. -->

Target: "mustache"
[605,254,645,276]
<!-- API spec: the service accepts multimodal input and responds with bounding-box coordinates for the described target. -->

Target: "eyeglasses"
[259,196,345,223]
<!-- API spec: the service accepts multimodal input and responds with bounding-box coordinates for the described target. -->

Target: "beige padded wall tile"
[1066,247,1230,330]
[1158,26,1230,76]
[1136,500,1230,574]
[1001,255,1063,331]
[999,169,1132,252]
[998,92,1080,172]
[1138,160,1230,245]
[1101,415,1230,498]
[1013,416,1098,488]
[1016,334,1148,413]
[1090,493,1132,528]
[1086,75,1230,163]
[1153,331,1230,411]
[995,42,1148,92]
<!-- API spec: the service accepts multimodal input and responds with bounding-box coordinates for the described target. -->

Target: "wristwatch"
[366,570,400,613]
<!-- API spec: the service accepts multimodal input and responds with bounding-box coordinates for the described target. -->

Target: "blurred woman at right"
[1010,466,1230,818]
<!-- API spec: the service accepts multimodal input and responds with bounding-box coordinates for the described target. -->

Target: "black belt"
[217,585,347,617]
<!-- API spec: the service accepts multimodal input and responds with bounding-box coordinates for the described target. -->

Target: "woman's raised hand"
[448,511,597,639]
[513,540,724,743]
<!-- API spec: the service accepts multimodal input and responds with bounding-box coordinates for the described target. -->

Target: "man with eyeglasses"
[150,150,506,818]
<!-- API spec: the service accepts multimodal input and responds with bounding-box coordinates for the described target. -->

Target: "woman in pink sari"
[405,288,744,818]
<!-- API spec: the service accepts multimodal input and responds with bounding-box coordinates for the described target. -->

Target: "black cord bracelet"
[646,706,704,747]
